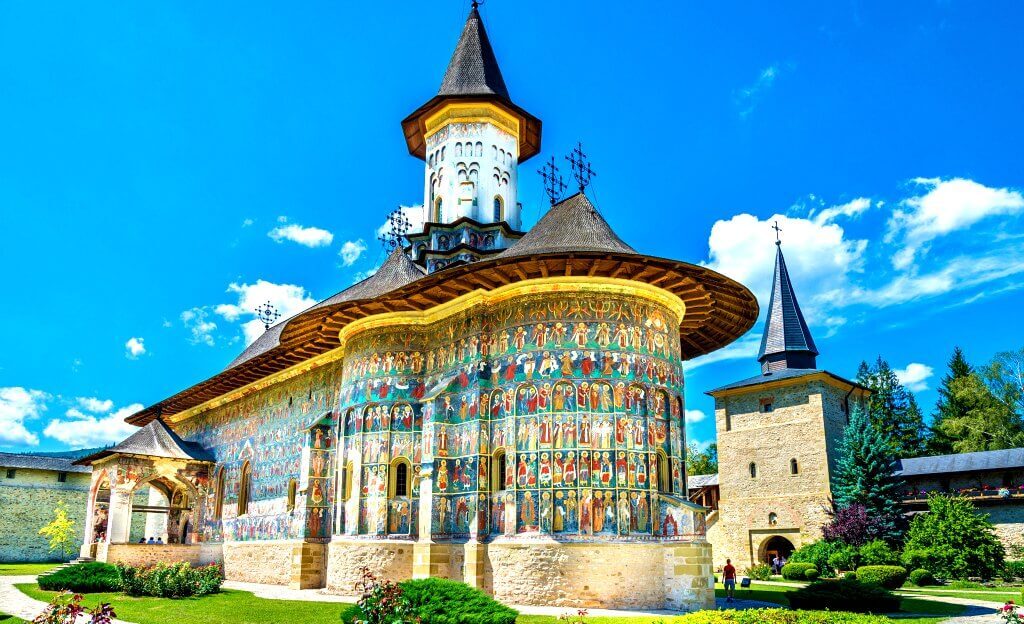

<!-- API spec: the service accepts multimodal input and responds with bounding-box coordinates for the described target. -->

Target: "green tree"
[685,442,718,476]
[932,372,1024,452]
[904,495,1005,580]
[856,356,927,457]
[833,404,906,541]
[928,347,974,454]
[39,501,77,560]
[984,348,1024,418]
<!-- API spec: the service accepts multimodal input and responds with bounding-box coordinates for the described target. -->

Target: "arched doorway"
[760,535,795,565]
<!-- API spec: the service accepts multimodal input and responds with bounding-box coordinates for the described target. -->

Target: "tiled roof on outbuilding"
[706,367,866,395]
[0,452,90,474]
[897,448,1024,477]
[75,419,214,465]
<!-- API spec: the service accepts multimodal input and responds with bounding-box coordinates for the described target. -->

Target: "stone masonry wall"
[985,506,1024,555]
[326,540,414,594]
[102,544,203,567]
[221,540,298,585]
[0,468,90,562]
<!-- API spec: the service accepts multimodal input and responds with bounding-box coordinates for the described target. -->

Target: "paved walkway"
[0,574,135,624]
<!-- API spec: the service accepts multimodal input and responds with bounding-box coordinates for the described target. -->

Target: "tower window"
[768,512,778,526]
[57,472,68,483]
[433,197,443,222]
[790,458,799,475]
[749,462,757,478]
[493,196,503,222]
[760,397,774,413]
[5,469,15,479]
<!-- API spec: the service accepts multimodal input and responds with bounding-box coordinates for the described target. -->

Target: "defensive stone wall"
[0,468,90,562]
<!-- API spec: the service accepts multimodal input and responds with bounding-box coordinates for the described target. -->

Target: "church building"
[75,6,759,612]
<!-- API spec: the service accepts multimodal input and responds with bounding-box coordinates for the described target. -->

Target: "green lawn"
[899,587,1019,604]
[0,562,60,576]
[0,614,27,624]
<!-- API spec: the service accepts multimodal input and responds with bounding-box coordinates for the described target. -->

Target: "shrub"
[903,495,1005,580]
[900,548,931,571]
[858,540,900,566]
[399,578,518,624]
[909,568,936,587]
[781,562,817,580]
[855,565,908,590]
[38,562,120,593]
[844,571,858,580]
[746,564,771,581]
[1002,560,1024,581]
[117,562,223,598]
[804,567,820,581]
[828,546,860,573]
[671,609,893,623]
[822,504,892,546]
[787,578,901,613]
[789,541,842,577]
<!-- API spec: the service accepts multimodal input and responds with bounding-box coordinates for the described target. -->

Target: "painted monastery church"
[73,6,764,612]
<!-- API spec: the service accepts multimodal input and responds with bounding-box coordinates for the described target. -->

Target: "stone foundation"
[222,540,299,585]
[326,539,414,594]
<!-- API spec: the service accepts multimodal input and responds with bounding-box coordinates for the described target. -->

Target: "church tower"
[402,4,542,273]
[705,240,868,569]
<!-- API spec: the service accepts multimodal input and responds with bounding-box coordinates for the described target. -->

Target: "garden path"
[0,574,136,624]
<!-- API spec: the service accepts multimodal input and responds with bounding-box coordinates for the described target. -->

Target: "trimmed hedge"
[909,568,936,587]
[854,565,908,590]
[672,609,892,623]
[343,578,518,624]
[38,562,120,593]
[787,579,901,613]
[781,562,817,580]
[117,562,223,598]
[804,567,820,581]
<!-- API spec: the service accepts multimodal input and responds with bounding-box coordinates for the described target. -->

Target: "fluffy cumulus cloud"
[685,409,707,425]
[181,308,217,346]
[0,387,49,447]
[894,363,934,392]
[213,280,317,345]
[376,205,426,240]
[339,239,368,267]
[268,218,334,248]
[43,402,142,448]
[77,397,113,413]
[124,337,146,359]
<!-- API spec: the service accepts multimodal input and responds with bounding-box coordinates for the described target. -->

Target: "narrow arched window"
[433,196,443,222]
[455,142,463,157]
[768,512,778,526]
[790,458,799,475]
[657,450,671,494]
[213,467,225,520]
[343,462,354,501]
[492,449,507,491]
[238,461,252,516]
[475,141,483,157]
[286,478,297,512]
[749,462,757,479]
[492,196,503,222]
[390,459,411,498]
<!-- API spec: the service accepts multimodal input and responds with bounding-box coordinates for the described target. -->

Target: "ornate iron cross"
[772,220,783,245]
[254,301,281,331]
[566,141,597,193]
[379,207,411,251]
[538,156,566,206]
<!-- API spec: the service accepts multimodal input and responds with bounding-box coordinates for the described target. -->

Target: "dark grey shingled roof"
[75,419,214,465]
[706,367,865,394]
[497,193,636,258]
[688,474,718,489]
[758,244,818,363]
[438,6,509,99]
[0,452,90,473]
[897,448,1024,477]
[227,248,424,369]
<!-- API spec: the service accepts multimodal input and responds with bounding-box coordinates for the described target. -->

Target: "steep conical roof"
[438,5,509,98]
[498,193,636,258]
[75,419,214,465]
[757,243,818,373]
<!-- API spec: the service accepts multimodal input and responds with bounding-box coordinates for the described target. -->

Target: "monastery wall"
[0,468,90,562]
[325,539,414,593]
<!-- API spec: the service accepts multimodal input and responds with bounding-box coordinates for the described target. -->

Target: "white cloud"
[887,177,1024,269]
[685,409,708,425]
[0,387,48,447]
[736,64,785,118]
[76,397,113,413]
[811,197,872,225]
[43,403,142,448]
[339,239,368,267]
[894,363,934,393]
[268,221,334,248]
[216,280,317,345]
[376,205,426,240]
[181,308,217,346]
[685,333,762,372]
[242,218,254,227]
[125,337,146,359]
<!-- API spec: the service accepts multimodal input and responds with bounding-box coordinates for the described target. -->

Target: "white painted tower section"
[423,122,520,230]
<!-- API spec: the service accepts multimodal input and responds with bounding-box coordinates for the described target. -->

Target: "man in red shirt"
[722,558,737,603]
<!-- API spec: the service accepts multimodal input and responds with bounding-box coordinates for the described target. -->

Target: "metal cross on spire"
[538,156,567,206]
[379,207,411,252]
[566,141,597,193]
[772,221,783,246]
[254,301,281,331]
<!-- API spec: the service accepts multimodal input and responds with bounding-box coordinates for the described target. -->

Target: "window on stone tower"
[768,512,778,526]
[238,461,252,516]
[57,471,67,483]
[390,459,411,498]
[749,462,757,478]
[214,467,225,520]
[433,197,443,222]
[493,196,503,222]
[5,469,15,479]
[475,142,483,157]
[790,458,799,475]
[455,142,463,157]
[657,450,671,494]
[492,449,507,491]
[286,479,298,512]
[760,397,774,413]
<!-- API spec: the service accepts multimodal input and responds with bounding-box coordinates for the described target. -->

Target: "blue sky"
[1,1,1022,452]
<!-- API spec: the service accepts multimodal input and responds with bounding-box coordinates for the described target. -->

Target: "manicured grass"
[0,562,61,576]
[0,613,27,623]
[900,587,1018,604]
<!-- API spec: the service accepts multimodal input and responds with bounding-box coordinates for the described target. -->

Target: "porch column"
[106,485,134,544]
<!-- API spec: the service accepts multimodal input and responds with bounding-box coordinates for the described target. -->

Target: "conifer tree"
[928,347,973,454]
[833,404,906,542]
[856,356,927,457]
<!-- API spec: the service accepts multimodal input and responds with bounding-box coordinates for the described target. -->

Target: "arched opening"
[768,512,778,526]
[760,535,796,566]
[343,462,354,501]
[492,195,504,222]
[492,449,508,492]
[238,461,252,516]
[433,196,443,222]
[88,473,111,543]
[213,467,226,520]
[749,462,757,478]
[790,458,799,475]
[389,458,411,498]
[286,478,298,512]
[657,450,671,494]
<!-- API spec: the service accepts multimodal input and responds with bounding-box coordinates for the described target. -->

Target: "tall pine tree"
[856,356,927,457]
[928,347,973,454]
[833,404,907,542]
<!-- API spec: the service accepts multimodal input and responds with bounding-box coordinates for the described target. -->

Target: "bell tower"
[402,4,542,272]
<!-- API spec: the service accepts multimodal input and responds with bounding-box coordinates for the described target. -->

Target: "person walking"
[723,558,737,603]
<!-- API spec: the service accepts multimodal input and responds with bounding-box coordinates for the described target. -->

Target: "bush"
[858,540,900,566]
[822,504,893,546]
[38,562,120,593]
[900,548,931,571]
[671,609,892,623]
[787,578,901,613]
[1002,560,1024,581]
[746,564,771,581]
[828,546,860,573]
[909,568,936,587]
[844,571,858,580]
[362,578,519,624]
[117,562,223,598]
[903,495,1005,580]
[789,541,842,577]
[804,567,820,581]
[855,565,908,590]
[781,562,817,580]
